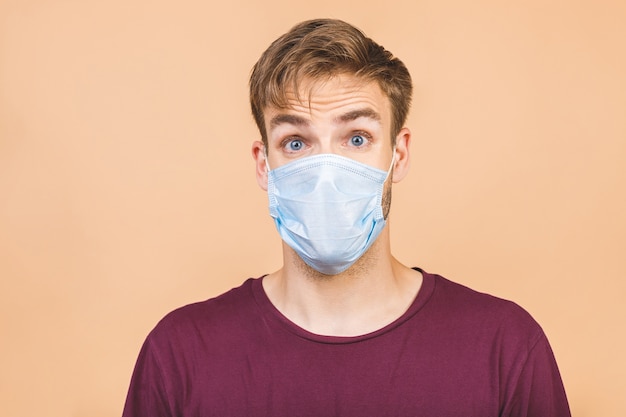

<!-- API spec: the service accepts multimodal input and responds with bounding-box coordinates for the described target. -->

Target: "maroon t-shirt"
[122,270,570,416]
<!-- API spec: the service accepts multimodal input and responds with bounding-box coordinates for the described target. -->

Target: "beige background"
[1,0,624,416]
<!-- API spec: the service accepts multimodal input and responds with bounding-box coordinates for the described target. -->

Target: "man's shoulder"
[147,277,261,343]
[426,271,544,341]
[429,271,533,313]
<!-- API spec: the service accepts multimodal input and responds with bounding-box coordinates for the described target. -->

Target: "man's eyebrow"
[336,108,382,124]
[269,114,310,129]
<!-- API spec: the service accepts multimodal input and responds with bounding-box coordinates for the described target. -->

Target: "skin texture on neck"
[251,74,422,336]
[262,224,423,337]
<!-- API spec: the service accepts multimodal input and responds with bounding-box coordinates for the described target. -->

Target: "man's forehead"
[262,75,390,124]
[267,107,383,130]
[285,74,383,102]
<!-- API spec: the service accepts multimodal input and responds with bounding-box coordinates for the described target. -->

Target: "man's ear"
[391,127,411,183]
[251,141,268,191]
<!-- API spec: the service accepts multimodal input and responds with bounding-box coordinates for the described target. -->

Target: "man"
[123,19,570,416]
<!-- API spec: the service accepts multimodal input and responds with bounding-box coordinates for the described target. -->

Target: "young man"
[123,19,570,416]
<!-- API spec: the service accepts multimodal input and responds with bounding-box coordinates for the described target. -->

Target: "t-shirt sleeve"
[122,334,175,417]
[502,332,571,417]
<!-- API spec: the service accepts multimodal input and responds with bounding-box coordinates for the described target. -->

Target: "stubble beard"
[382,174,392,220]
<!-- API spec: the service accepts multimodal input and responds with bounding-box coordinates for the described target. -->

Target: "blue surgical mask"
[266,152,394,275]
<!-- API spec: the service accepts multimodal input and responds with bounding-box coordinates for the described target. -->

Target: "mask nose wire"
[264,146,396,175]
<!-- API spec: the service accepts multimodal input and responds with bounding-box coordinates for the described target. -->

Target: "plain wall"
[1,1,624,416]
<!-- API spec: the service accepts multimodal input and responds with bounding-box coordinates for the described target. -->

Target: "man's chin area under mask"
[285,240,384,281]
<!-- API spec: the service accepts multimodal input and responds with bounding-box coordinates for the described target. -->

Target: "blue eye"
[287,139,304,151]
[350,135,366,147]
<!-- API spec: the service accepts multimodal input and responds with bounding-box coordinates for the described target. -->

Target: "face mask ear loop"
[263,147,271,173]
[385,146,397,179]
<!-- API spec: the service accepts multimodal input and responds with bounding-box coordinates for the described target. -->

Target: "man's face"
[262,74,396,172]
[251,73,412,273]
[252,73,411,221]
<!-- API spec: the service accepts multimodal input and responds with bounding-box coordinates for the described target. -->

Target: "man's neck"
[262,238,422,337]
